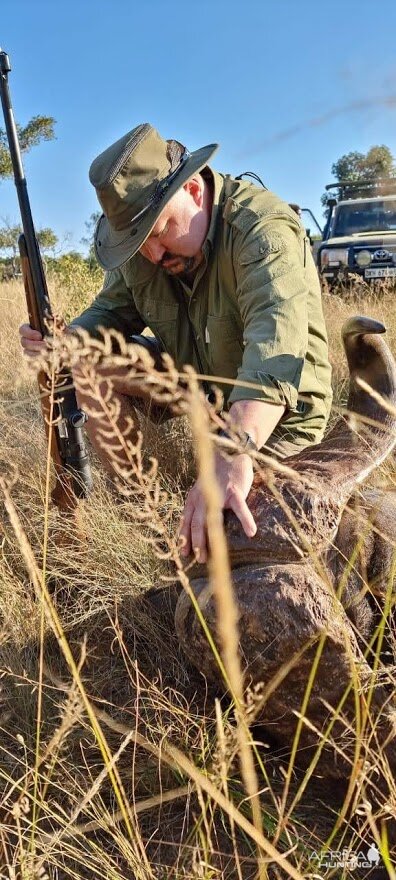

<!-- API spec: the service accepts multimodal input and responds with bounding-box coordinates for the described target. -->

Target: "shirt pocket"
[140,301,179,356]
[206,314,244,381]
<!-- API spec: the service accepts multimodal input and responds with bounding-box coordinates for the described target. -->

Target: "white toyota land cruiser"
[310,179,396,287]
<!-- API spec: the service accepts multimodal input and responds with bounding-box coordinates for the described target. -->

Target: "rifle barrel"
[0,48,50,334]
[0,47,93,502]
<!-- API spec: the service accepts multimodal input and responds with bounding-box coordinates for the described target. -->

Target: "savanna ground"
[0,273,395,880]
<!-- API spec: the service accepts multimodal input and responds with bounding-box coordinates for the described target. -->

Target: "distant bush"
[47,252,104,321]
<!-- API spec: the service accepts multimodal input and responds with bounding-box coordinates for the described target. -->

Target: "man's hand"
[19,323,46,357]
[179,451,256,564]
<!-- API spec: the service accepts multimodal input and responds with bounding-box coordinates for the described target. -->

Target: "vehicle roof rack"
[325,178,396,198]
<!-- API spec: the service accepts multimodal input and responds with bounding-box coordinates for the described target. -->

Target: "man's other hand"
[179,451,256,564]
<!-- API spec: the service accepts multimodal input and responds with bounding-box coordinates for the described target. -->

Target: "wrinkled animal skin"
[175,317,396,786]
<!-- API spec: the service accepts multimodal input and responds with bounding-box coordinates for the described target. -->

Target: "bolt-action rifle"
[0,48,92,511]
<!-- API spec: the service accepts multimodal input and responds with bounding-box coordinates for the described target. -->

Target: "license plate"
[364,267,396,278]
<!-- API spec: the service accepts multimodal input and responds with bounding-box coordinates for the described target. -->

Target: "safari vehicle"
[313,179,396,287]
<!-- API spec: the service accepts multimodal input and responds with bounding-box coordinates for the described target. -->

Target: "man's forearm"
[227,398,285,450]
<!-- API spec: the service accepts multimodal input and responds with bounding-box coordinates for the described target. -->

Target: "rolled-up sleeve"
[228,218,308,410]
[69,267,145,340]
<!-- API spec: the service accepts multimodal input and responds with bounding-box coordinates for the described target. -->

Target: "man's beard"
[160,252,197,275]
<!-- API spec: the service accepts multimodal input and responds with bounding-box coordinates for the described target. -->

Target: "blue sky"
[1,0,396,253]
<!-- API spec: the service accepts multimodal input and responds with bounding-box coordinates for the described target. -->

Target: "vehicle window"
[332,199,396,236]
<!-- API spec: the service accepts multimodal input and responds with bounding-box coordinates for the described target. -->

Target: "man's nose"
[140,239,166,263]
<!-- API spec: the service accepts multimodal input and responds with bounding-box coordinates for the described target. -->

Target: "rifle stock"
[1,48,93,512]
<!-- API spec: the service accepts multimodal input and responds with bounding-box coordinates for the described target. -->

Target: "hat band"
[128,146,191,232]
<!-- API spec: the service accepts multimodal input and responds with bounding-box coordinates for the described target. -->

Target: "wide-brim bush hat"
[89,122,218,270]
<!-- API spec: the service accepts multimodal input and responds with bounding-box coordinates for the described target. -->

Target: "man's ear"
[183,176,204,207]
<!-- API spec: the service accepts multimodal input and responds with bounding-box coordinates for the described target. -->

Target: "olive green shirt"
[72,171,332,445]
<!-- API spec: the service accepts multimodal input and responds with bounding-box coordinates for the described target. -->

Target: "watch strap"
[217,428,258,454]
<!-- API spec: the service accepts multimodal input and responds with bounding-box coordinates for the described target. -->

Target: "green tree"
[321,144,396,213]
[0,115,56,179]
[36,227,58,252]
[332,145,395,183]
[0,222,21,272]
[0,219,58,277]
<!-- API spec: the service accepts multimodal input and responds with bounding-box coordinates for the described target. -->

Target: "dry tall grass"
[0,277,395,879]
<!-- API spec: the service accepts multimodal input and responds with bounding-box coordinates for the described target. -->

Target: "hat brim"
[94,142,218,271]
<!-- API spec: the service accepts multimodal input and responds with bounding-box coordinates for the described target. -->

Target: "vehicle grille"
[352,246,396,266]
